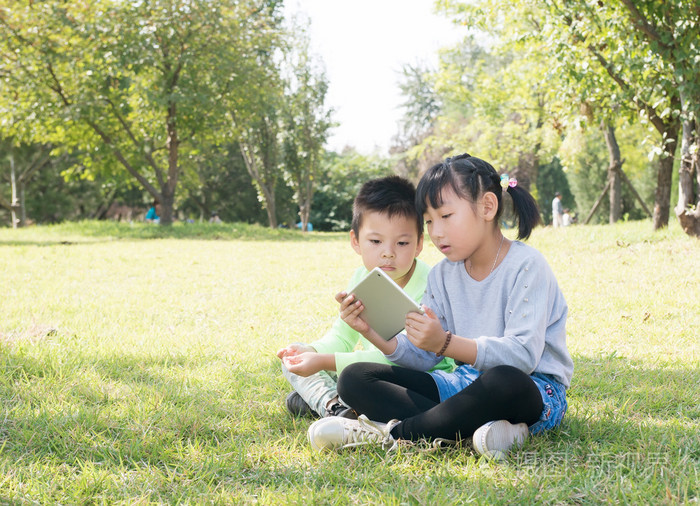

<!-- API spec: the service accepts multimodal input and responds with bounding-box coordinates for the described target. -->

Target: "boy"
[277,176,454,418]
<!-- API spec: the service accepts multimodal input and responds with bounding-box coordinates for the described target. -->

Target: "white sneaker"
[472,420,528,461]
[308,414,400,452]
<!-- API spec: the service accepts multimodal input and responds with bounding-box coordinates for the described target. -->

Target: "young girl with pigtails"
[307,153,574,460]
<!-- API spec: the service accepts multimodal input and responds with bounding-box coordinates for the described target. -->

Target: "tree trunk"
[160,188,175,226]
[299,199,310,233]
[298,175,313,232]
[159,102,179,226]
[652,122,680,230]
[675,91,700,237]
[19,180,26,227]
[602,124,622,223]
[239,141,278,228]
[10,154,19,229]
[261,183,277,229]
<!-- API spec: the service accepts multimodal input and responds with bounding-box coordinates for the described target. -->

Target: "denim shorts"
[430,365,567,435]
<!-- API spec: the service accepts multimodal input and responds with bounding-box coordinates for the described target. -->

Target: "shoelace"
[342,415,398,451]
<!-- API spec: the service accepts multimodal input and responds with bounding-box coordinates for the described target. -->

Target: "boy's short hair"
[351,175,422,237]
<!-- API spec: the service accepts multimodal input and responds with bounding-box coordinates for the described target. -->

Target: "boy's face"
[350,211,423,287]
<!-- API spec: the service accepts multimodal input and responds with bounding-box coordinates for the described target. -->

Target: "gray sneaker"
[285,392,316,418]
[472,420,528,460]
[325,402,358,419]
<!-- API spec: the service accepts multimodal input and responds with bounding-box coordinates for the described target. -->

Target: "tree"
[537,0,698,231]
[0,0,284,225]
[436,0,697,231]
[408,10,563,190]
[0,141,52,227]
[310,149,394,231]
[225,26,287,228]
[615,0,700,236]
[282,26,333,233]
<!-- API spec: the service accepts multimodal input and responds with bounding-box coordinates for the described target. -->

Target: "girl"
[307,154,574,460]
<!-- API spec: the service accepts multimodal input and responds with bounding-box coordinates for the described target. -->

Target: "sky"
[283,1,465,155]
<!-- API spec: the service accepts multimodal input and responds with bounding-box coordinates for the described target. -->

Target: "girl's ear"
[480,191,500,222]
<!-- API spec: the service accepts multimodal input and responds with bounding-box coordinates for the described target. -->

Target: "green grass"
[0,220,698,504]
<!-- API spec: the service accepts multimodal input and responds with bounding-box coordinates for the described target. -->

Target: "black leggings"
[338,363,543,441]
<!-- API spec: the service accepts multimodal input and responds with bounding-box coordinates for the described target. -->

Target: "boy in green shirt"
[277,176,454,418]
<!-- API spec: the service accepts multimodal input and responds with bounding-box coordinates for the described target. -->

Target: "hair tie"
[500,174,517,191]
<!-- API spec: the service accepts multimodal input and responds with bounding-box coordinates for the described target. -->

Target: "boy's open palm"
[282,352,327,377]
[276,343,315,359]
[405,306,446,354]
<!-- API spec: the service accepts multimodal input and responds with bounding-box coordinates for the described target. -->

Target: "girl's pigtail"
[507,185,541,240]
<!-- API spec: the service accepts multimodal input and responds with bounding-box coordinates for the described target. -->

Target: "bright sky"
[284,1,464,155]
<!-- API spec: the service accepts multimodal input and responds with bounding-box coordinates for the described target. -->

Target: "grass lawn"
[0,219,698,504]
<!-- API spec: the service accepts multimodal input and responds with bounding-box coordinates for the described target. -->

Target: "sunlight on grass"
[0,220,698,503]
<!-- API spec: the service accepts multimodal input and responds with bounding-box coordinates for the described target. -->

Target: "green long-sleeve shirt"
[310,259,455,374]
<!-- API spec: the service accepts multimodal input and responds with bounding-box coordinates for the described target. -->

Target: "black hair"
[415,153,541,240]
[351,175,423,238]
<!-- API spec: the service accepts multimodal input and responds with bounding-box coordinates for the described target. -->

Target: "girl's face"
[423,186,490,263]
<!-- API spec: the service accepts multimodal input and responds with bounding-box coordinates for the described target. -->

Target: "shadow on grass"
[0,346,697,501]
[0,220,346,245]
[0,348,277,470]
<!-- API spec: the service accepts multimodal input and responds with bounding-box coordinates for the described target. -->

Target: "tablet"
[348,267,424,340]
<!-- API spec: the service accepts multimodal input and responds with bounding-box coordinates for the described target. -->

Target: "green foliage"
[309,150,395,231]
[394,0,698,230]
[0,0,287,224]
[281,21,334,230]
[177,142,268,224]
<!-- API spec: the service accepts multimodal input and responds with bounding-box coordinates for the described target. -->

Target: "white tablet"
[348,267,424,341]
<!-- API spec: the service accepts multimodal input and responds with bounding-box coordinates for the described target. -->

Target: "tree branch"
[618,0,673,52]
[103,96,165,186]
[46,62,71,107]
[19,151,52,183]
[548,2,674,138]
[585,45,670,136]
[0,192,13,211]
[86,119,161,199]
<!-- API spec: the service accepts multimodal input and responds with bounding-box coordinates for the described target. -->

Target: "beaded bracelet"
[437,331,452,357]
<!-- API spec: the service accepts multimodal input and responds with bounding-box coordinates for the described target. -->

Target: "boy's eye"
[424,219,432,225]
[370,239,381,244]
[442,213,452,219]
[398,241,409,246]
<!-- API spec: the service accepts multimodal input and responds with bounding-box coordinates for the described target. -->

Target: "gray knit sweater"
[385,241,574,387]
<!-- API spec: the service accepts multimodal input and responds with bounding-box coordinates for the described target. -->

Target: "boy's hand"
[405,306,447,354]
[282,352,334,377]
[276,343,315,359]
[335,291,370,334]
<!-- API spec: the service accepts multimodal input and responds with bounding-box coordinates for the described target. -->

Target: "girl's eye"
[442,213,452,219]
[424,219,432,225]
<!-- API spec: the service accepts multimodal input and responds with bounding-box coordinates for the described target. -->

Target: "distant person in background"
[296,221,313,231]
[209,211,222,224]
[145,200,160,224]
[552,192,563,228]
[562,208,572,227]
